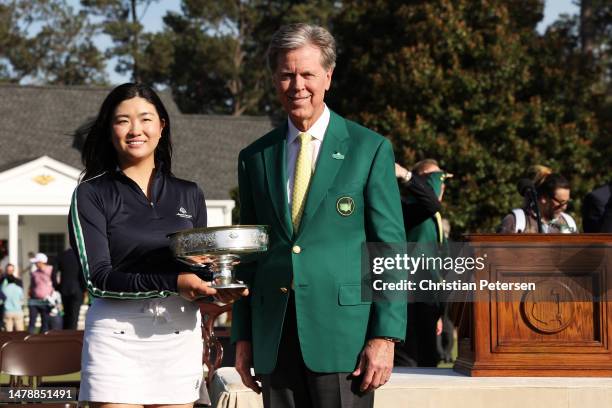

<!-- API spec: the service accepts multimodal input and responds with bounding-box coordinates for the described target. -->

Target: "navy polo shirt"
[68,168,207,299]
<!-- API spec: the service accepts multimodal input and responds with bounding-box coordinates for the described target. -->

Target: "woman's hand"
[177,273,217,300]
[214,287,249,304]
[189,255,215,265]
[178,273,249,303]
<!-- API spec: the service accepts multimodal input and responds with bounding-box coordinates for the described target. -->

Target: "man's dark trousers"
[62,293,83,330]
[262,293,374,408]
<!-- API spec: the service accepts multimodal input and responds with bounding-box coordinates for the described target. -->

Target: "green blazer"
[231,111,407,374]
[405,172,445,244]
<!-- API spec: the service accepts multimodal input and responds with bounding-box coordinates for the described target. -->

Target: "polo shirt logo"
[176,207,193,219]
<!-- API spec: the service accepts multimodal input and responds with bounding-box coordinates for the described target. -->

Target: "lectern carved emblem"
[522,280,576,334]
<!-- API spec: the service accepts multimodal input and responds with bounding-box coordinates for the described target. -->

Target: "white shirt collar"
[287,105,330,144]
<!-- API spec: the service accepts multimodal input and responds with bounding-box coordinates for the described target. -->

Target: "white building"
[0,85,271,271]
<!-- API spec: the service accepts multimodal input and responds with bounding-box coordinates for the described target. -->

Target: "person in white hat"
[28,252,55,333]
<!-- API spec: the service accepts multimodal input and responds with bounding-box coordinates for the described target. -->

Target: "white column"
[222,201,236,225]
[8,212,19,271]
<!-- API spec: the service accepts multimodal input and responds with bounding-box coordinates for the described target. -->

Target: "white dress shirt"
[286,105,331,205]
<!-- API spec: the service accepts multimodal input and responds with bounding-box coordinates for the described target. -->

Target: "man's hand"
[352,338,395,392]
[395,163,412,183]
[235,340,261,393]
[177,273,217,301]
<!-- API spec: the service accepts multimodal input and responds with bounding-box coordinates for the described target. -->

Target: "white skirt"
[79,295,203,404]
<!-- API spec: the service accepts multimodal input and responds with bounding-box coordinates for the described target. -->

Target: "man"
[582,182,612,233]
[57,247,87,330]
[395,161,444,235]
[395,160,451,367]
[604,203,612,232]
[28,252,54,333]
[231,23,406,408]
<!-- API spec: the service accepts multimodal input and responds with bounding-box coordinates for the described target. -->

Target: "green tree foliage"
[140,0,339,115]
[330,0,606,235]
[580,0,611,64]
[0,0,106,84]
[81,0,159,82]
[579,0,611,159]
[534,13,611,190]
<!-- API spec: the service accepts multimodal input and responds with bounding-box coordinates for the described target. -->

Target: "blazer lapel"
[263,125,293,240]
[297,112,349,235]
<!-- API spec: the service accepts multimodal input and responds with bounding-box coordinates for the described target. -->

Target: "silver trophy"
[168,225,268,289]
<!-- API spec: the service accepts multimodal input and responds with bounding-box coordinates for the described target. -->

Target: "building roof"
[0,84,272,199]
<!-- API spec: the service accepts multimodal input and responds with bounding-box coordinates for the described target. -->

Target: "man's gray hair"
[267,23,336,72]
[412,159,440,175]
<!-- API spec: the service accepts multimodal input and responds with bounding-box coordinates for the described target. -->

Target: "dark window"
[0,240,7,259]
[38,233,65,260]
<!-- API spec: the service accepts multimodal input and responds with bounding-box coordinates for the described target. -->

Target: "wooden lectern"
[454,234,612,376]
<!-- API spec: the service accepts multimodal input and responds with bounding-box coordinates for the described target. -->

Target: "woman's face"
[540,187,570,219]
[111,97,165,167]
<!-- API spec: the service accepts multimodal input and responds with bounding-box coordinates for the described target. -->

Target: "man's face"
[5,265,14,275]
[273,44,333,131]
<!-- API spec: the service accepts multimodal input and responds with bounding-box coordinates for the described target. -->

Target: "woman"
[499,172,577,233]
[2,263,25,331]
[69,83,245,407]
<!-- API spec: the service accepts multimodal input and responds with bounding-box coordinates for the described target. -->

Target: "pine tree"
[139,0,339,115]
[81,0,159,82]
[0,0,106,85]
[330,0,604,235]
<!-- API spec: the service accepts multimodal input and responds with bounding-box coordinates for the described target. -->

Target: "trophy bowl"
[167,225,268,289]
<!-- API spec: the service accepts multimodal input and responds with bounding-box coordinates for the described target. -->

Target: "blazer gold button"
[292,245,301,254]
[279,287,288,293]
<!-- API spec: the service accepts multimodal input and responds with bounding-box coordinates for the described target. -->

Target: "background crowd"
[0,247,87,333]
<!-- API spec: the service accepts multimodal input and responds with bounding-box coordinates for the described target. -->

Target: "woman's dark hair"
[80,83,172,180]
[537,173,570,198]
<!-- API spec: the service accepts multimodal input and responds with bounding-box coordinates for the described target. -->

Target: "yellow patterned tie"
[291,132,313,230]
[434,212,444,243]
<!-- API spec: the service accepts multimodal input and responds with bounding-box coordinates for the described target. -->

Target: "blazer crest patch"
[336,196,355,216]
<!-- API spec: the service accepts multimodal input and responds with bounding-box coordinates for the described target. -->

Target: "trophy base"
[210,282,248,290]
[193,283,248,302]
